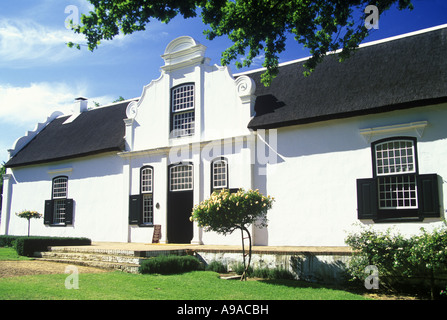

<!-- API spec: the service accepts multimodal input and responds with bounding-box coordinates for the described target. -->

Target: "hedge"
[0,235,19,248]
[139,255,204,274]
[0,235,91,256]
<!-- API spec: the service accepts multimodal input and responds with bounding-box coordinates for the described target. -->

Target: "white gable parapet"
[235,75,256,117]
[8,110,64,159]
[235,75,256,102]
[124,100,138,151]
[161,36,208,72]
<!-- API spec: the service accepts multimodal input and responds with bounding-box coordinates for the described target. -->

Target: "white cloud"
[0,18,85,66]
[0,82,113,126]
[0,81,115,163]
[0,17,143,67]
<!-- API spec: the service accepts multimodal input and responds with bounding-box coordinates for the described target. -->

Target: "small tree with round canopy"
[191,188,274,280]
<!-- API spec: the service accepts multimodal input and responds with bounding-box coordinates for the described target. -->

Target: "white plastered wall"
[258,103,447,246]
[3,153,128,242]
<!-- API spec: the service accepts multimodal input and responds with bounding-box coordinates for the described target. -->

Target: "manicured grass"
[0,270,369,300]
[0,247,32,261]
[0,247,369,300]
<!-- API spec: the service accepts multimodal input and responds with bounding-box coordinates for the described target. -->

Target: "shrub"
[139,255,204,274]
[232,263,295,280]
[0,236,91,256]
[0,235,20,248]
[205,260,227,273]
[263,267,295,280]
[345,224,447,299]
[233,263,254,276]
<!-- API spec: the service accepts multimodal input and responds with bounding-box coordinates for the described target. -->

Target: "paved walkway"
[72,242,352,255]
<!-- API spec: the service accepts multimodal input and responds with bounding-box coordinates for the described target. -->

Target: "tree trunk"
[240,226,252,281]
[430,269,435,300]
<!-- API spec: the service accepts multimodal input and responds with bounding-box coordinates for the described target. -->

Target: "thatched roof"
[5,102,129,168]
[247,26,447,129]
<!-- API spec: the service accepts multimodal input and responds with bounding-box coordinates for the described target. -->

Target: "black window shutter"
[129,195,141,225]
[417,174,440,218]
[356,178,378,220]
[44,200,53,225]
[65,199,74,225]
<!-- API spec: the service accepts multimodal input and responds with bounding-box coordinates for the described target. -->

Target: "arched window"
[44,176,73,226]
[141,166,154,225]
[211,157,228,193]
[52,176,68,224]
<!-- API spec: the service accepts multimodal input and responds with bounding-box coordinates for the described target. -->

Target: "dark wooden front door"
[167,163,193,243]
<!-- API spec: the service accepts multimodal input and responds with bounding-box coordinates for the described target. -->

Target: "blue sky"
[1,0,446,164]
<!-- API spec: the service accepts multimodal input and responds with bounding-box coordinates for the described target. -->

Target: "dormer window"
[170,83,195,138]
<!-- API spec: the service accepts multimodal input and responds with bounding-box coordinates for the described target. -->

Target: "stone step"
[45,245,189,258]
[37,251,146,265]
[32,245,189,274]
[44,246,142,257]
[37,257,140,273]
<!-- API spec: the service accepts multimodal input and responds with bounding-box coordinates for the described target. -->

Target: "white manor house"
[1,24,447,246]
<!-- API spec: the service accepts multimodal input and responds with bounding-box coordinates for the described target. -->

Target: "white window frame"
[52,176,68,224]
[171,84,195,137]
[142,194,153,225]
[141,167,153,193]
[375,139,416,176]
[170,164,193,191]
[140,166,154,225]
[172,84,194,112]
[212,158,228,189]
[374,139,418,210]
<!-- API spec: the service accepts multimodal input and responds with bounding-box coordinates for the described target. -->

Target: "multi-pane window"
[171,84,195,137]
[141,167,153,193]
[212,158,228,190]
[141,167,154,225]
[357,137,440,221]
[378,175,417,209]
[52,176,68,224]
[44,177,73,226]
[375,140,416,176]
[53,177,68,199]
[172,84,194,111]
[170,164,193,191]
[374,139,418,210]
[142,194,153,225]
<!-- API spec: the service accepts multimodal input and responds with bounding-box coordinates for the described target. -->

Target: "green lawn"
[0,247,32,261]
[0,271,369,300]
[0,247,369,300]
